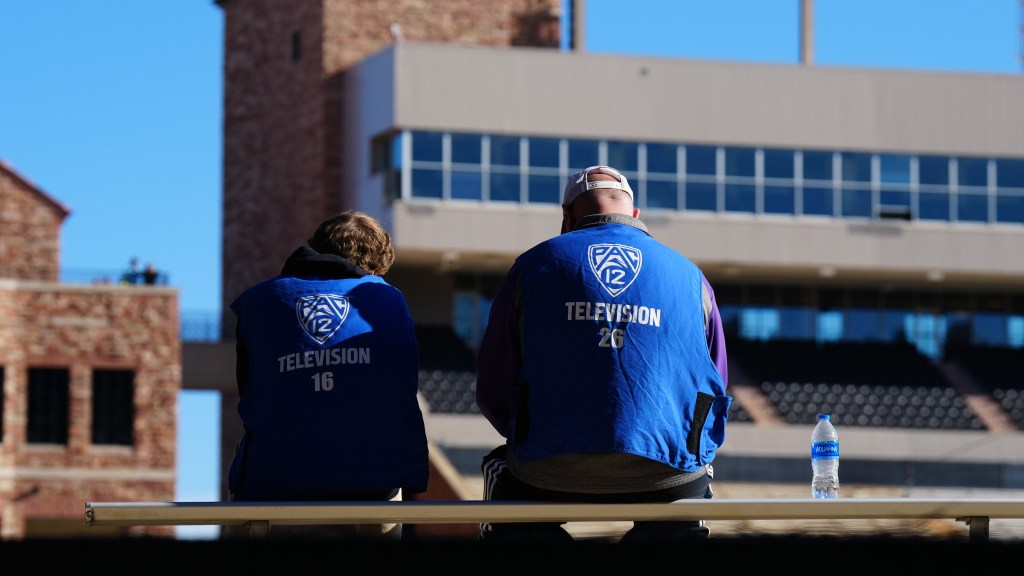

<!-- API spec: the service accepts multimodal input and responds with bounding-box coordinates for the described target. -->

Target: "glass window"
[996,192,1024,224]
[879,188,911,214]
[647,143,678,173]
[880,189,910,206]
[390,134,403,171]
[454,293,476,346]
[450,133,481,164]
[841,187,872,217]
[724,147,756,177]
[385,134,404,201]
[645,179,678,210]
[490,135,521,167]
[411,131,443,162]
[904,314,946,358]
[764,185,795,214]
[528,173,561,204]
[845,309,881,342]
[840,152,872,183]
[802,151,833,181]
[972,312,1011,347]
[778,306,815,339]
[607,141,639,172]
[567,138,600,171]
[489,172,520,203]
[918,192,950,221]
[684,181,717,211]
[92,369,134,446]
[957,157,988,187]
[528,137,560,168]
[740,308,780,341]
[997,158,1024,188]
[957,192,988,222]
[1010,316,1024,348]
[880,309,911,343]
[945,312,972,346]
[454,292,493,348]
[28,367,69,444]
[816,311,843,343]
[763,148,795,179]
[451,168,482,201]
[918,156,950,185]
[802,186,833,216]
[879,154,911,184]
[410,168,443,199]
[686,145,717,176]
[724,183,755,213]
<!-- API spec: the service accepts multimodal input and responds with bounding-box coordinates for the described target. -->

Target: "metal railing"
[59,268,223,342]
[180,310,224,342]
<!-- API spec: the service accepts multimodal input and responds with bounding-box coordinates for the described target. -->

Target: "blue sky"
[0,0,1019,539]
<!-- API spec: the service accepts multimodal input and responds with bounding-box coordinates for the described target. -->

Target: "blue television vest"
[508,222,730,473]
[228,269,428,500]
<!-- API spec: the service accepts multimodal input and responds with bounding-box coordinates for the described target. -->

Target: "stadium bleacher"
[414,325,1020,434]
[943,344,1024,430]
[416,325,480,414]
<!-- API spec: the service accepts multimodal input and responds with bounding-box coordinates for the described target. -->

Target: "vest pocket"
[686,392,732,461]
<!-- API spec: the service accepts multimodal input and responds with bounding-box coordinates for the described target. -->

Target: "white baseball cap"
[562,165,634,206]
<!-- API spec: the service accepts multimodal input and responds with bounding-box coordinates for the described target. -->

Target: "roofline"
[0,158,71,219]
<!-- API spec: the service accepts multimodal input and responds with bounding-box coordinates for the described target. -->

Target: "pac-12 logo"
[296,294,350,344]
[587,244,642,297]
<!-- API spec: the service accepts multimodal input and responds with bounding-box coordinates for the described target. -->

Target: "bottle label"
[811,441,839,460]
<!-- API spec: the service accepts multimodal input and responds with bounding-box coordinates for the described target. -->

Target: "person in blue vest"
[227,210,428,539]
[475,165,731,543]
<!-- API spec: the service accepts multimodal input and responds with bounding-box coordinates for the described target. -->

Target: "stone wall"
[0,280,180,538]
[0,161,68,282]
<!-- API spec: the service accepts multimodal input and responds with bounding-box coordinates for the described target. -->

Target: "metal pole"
[800,0,814,66]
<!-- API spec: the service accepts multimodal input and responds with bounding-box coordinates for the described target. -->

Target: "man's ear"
[561,205,573,234]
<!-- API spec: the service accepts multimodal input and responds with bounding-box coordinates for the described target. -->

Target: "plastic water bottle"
[811,413,840,498]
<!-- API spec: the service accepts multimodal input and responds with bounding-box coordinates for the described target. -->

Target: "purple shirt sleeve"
[703,275,729,388]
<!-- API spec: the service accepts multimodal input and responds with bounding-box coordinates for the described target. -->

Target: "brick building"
[0,160,180,538]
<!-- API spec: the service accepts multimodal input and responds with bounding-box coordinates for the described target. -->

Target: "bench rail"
[84,498,1024,542]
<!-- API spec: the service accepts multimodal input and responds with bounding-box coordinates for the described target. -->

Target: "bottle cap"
[818,414,830,420]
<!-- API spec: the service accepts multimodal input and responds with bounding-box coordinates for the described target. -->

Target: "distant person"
[120,257,140,285]
[475,165,731,542]
[226,210,429,539]
[142,263,159,285]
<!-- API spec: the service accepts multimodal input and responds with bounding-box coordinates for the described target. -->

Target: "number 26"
[599,327,624,349]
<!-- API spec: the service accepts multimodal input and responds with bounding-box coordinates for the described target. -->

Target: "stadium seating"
[416,325,479,414]
[413,326,1016,431]
[759,380,983,429]
[943,343,1024,429]
[730,338,984,430]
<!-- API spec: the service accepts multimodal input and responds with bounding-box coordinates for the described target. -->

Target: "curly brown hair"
[307,210,395,275]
